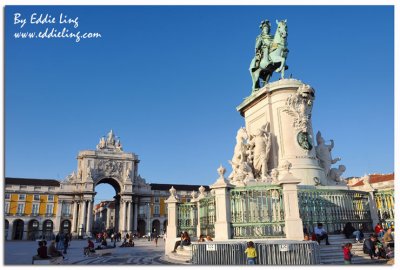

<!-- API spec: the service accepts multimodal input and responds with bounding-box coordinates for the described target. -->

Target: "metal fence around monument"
[230,185,285,239]
[191,240,320,265]
[374,189,395,229]
[298,189,372,234]
[177,202,197,237]
[199,195,216,238]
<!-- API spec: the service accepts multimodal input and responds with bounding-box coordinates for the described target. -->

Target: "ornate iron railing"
[230,185,285,238]
[374,189,394,229]
[298,189,372,234]
[199,195,215,237]
[177,202,197,237]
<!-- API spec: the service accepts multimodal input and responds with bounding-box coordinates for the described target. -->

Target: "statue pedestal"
[237,79,325,186]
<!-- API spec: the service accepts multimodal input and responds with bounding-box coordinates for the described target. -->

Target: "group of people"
[361,223,395,261]
[120,233,135,247]
[33,239,66,262]
[55,232,71,254]
[172,232,215,253]
[342,222,394,264]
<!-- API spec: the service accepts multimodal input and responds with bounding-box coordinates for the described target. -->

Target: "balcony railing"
[45,213,55,217]
[61,213,72,218]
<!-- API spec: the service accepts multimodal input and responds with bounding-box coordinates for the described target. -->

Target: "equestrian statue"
[249,19,289,93]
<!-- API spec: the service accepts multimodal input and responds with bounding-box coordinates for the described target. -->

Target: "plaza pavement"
[4,238,177,265]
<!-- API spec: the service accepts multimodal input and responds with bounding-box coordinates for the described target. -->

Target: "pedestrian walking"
[63,234,69,254]
[245,241,257,265]
[154,234,158,247]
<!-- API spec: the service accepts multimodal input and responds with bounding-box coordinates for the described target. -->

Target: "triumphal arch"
[58,130,152,237]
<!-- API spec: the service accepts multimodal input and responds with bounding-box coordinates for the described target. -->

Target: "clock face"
[297,131,313,150]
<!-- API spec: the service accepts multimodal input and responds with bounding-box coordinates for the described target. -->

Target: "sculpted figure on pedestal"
[232,161,254,183]
[315,131,341,176]
[116,140,123,151]
[107,130,116,146]
[97,137,106,150]
[249,123,272,180]
[328,165,346,183]
[228,127,249,181]
[249,19,289,92]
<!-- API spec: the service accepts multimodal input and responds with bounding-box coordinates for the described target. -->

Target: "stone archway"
[60,130,144,237]
[43,220,54,240]
[61,220,71,233]
[28,219,40,241]
[12,219,24,240]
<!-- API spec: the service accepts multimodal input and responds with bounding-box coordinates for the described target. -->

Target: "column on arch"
[86,200,94,235]
[119,199,126,233]
[80,200,87,235]
[133,198,138,232]
[71,201,78,233]
[127,200,132,233]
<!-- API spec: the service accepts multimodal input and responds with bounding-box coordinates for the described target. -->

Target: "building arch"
[5,219,9,240]
[12,219,24,240]
[163,220,168,233]
[43,219,54,240]
[152,219,161,236]
[28,219,40,240]
[95,177,122,194]
[60,219,71,234]
[137,220,146,237]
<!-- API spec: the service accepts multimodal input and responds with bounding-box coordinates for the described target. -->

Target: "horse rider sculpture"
[249,19,289,93]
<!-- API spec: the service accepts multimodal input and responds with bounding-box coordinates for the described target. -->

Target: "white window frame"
[61,203,70,215]
[5,193,11,200]
[48,195,54,201]
[19,194,26,200]
[17,203,24,214]
[154,205,160,215]
[32,204,39,215]
[5,202,10,214]
[46,204,53,215]
[34,194,40,201]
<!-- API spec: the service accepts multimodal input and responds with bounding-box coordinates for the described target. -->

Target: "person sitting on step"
[314,223,330,245]
[173,231,191,252]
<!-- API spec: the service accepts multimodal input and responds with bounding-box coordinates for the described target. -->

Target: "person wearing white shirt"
[314,223,330,245]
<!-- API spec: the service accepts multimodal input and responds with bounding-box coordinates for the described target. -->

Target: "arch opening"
[28,219,40,240]
[93,178,121,235]
[12,219,24,240]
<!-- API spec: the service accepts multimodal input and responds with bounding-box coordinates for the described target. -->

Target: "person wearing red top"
[374,223,385,238]
[343,243,353,264]
[84,239,95,256]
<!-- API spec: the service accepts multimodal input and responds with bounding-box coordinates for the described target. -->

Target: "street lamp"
[147,203,151,241]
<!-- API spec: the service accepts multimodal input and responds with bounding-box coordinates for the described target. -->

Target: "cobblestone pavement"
[4,238,174,265]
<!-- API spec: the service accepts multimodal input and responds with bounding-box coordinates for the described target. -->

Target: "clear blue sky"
[5,6,394,202]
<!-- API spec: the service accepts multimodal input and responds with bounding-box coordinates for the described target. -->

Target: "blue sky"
[5,6,394,202]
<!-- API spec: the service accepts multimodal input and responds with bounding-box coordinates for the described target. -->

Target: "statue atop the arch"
[96,130,123,151]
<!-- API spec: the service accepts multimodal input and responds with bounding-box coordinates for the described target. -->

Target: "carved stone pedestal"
[237,78,325,186]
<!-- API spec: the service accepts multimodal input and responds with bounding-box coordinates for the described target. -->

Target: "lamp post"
[147,203,151,241]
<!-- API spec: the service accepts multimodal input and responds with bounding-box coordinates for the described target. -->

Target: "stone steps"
[318,234,389,265]
[165,245,192,264]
